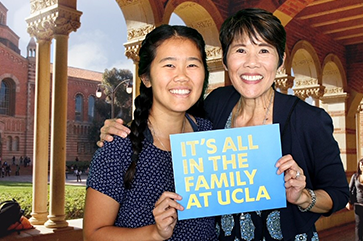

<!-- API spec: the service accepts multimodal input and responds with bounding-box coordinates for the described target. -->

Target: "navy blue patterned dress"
[87,116,217,241]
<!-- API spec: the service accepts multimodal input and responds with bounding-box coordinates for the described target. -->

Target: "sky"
[1,0,183,74]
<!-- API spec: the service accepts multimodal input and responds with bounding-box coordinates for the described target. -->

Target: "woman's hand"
[276,154,333,213]
[276,154,306,205]
[152,192,184,240]
[97,118,131,147]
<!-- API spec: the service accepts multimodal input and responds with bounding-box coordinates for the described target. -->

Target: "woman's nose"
[244,53,260,68]
[174,69,189,82]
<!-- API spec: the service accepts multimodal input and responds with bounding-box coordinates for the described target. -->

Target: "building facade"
[0,2,102,164]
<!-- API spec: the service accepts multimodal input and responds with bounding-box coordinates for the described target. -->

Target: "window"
[6,136,12,151]
[0,79,15,116]
[88,96,95,122]
[13,137,19,151]
[75,94,83,121]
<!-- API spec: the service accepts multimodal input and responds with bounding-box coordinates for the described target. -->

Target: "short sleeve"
[86,137,132,203]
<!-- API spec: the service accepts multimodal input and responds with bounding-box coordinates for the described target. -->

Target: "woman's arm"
[83,188,183,241]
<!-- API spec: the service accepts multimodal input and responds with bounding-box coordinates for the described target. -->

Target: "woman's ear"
[223,63,228,71]
[277,53,286,72]
[141,75,152,88]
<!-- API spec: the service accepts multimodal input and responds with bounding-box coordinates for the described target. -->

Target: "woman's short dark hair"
[219,8,286,68]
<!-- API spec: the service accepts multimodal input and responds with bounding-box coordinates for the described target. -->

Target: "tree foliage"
[88,68,133,146]
[102,68,133,122]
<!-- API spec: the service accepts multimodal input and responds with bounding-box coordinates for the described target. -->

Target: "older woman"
[97,8,349,241]
[204,8,349,241]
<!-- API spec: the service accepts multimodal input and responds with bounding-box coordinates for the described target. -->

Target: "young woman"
[83,25,217,241]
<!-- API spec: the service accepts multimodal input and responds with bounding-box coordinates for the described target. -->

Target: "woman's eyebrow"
[159,56,202,63]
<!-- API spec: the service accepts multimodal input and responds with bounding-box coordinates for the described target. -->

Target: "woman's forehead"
[231,34,271,47]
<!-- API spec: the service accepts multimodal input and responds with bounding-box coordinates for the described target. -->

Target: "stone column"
[345,90,363,173]
[28,39,51,225]
[27,2,82,229]
[125,39,142,112]
[44,33,69,228]
[320,88,349,170]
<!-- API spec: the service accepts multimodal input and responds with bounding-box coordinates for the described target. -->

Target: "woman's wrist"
[298,188,316,212]
[151,224,167,241]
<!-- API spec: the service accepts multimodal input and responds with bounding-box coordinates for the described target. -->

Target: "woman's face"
[225,34,283,99]
[145,37,205,114]
[360,162,363,172]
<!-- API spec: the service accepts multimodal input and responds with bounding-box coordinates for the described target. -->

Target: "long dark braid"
[124,24,209,189]
[124,83,152,189]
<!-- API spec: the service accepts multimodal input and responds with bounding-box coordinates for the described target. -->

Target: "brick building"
[0,2,102,164]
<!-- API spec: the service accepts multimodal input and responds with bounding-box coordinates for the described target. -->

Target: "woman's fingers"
[154,192,184,211]
[97,119,131,147]
[276,155,307,204]
[153,192,183,240]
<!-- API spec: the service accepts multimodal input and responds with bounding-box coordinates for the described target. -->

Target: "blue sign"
[170,124,286,220]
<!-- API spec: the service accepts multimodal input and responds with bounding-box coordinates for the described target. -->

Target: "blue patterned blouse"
[87,116,217,241]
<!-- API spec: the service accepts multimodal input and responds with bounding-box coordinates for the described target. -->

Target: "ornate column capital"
[29,0,57,13]
[26,4,82,41]
[274,67,294,94]
[123,25,155,63]
[127,25,154,41]
[124,40,141,63]
[320,87,348,103]
[206,46,223,71]
[293,78,325,100]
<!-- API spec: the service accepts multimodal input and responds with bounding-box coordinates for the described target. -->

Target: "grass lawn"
[0,181,86,220]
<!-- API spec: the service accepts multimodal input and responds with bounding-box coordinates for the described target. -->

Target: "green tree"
[88,68,133,147]
[88,100,111,148]
[102,68,133,122]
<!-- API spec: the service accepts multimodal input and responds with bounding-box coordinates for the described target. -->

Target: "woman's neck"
[232,88,274,127]
[148,110,189,151]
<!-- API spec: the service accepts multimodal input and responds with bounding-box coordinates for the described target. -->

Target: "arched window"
[0,79,15,116]
[13,137,19,151]
[88,96,95,122]
[6,136,12,151]
[75,94,83,121]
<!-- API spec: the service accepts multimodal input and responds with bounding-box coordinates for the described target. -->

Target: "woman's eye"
[164,64,174,68]
[188,64,198,68]
[260,49,270,54]
[236,48,245,53]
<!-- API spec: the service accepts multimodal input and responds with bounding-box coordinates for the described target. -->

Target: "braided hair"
[124,25,209,189]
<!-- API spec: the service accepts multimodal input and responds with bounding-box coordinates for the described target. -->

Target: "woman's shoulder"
[192,116,213,131]
[94,135,132,161]
[276,91,330,118]
[205,85,239,104]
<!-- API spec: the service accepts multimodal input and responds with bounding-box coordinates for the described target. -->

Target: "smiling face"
[144,37,205,115]
[225,34,284,100]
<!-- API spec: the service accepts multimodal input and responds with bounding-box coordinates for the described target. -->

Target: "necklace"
[262,90,274,125]
[232,89,274,126]
[148,116,186,152]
